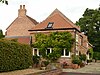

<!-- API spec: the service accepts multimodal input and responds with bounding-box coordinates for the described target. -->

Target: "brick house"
[29,9,92,63]
[5,5,92,63]
[5,5,38,44]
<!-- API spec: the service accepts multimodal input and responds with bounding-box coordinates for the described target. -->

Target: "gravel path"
[63,62,100,74]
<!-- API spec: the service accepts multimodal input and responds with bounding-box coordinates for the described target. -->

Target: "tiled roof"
[26,16,38,25]
[6,15,38,30]
[29,9,80,31]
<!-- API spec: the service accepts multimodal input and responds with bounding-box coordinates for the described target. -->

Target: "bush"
[72,59,81,65]
[33,55,40,67]
[88,48,93,59]
[79,54,86,61]
[79,63,85,68]
[87,60,92,63]
[0,39,32,72]
[72,55,82,65]
[41,61,49,67]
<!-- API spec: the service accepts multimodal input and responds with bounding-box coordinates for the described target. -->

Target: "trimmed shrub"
[0,39,32,72]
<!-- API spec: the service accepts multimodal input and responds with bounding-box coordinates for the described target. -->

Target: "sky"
[0,0,100,34]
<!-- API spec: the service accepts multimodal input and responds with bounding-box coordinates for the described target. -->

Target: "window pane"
[47,22,54,28]
[34,49,37,55]
[61,50,64,56]
[47,49,50,55]
[65,50,69,56]
[48,23,53,28]
[39,51,41,55]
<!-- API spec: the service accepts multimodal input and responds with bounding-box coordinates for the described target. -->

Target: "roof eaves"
[6,17,18,30]
[28,28,81,32]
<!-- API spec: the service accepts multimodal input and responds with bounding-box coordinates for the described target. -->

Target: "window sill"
[61,56,70,57]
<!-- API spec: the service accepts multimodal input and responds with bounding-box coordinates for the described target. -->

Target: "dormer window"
[47,22,54,28]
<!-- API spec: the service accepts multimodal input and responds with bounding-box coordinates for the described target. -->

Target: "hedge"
[0,39,32,72]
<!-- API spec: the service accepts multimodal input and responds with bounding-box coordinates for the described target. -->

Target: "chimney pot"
[20,5,22,9]
[23,5,25,9]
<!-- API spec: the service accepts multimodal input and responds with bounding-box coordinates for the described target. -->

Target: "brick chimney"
[18,5,27,17]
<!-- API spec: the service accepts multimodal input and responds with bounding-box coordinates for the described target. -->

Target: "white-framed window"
[33,48,39,56]
[61,49,70,57]
[33,48,52,56]
[46,48,52,55]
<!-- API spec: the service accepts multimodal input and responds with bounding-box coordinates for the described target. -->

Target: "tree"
[32,32,75,62]
[0,0,8,5]
[76,7,100,52]
[0,29,4,39]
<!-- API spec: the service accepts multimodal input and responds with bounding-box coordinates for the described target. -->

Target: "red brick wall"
[6,17,36,36]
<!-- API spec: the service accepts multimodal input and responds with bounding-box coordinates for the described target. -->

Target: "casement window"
[33,48,52,56]
[46,48,52,55]
[61,49,70,57]
[33,48,39,56]
[47,22,54,28]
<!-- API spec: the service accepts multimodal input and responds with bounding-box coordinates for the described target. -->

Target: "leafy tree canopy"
[0,29,4,39]
[76,7,100,52]
[0,0,8,5]
[32,32,74,62]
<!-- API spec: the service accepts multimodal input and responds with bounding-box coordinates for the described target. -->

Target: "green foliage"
[32,32,74,62]
[76,8,100,52]
[0,29,4,39]
[87,60,92,63]
[0,0,8,5]
[88,48,93,59]
[47,50,61,62]
[79,54,87,61]
[0,39,32,72]
[41,61,49,67]
[10,39,18,42]
[33,55,40,65]
[93,52,100,60]
[72,55,82,65]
